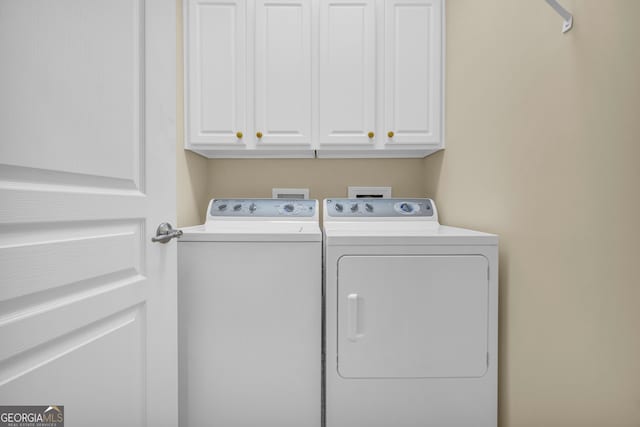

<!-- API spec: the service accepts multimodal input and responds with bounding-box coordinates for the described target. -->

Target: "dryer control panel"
[325,198,435,218]
[209,199,316,217]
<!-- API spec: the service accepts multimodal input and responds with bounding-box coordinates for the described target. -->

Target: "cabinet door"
[254,0,312,146]
[319,0,376,146]
[384,0,442,145]
[186,0,246,146]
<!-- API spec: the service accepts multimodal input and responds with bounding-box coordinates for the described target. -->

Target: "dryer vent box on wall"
[272,188,310,199]
[348,187,392,198]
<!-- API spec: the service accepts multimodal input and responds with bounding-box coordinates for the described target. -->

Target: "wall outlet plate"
[272,188,310,199]
[348,186,392,198]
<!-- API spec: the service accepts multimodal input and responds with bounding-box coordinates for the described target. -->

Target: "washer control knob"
[350,203,359,212]
[218,203,227,211]
[233,204,242,211]
[335,203,344,212]
[249,203,257,213]
[283,203,294,213]
[399,202,413,213]
[365,203,374,212]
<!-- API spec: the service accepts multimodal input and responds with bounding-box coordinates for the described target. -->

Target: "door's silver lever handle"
[151,222,183,243]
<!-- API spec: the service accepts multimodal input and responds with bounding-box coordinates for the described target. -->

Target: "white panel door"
[384,0,442,145]
[0,0,177,426]
[319,0,376,146]
[337,255,489,378]
[186,0,246,146]
[254,0,312,146]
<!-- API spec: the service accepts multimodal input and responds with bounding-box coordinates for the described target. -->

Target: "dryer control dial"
[394,201,421,215]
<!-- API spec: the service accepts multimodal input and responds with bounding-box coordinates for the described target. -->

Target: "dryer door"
[337,255,489,378]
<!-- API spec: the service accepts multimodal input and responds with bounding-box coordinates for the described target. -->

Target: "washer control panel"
[326,198,434,217]
[210,199,316,217]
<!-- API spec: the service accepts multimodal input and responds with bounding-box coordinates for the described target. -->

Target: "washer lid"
[179,222,321,242]
[179,198,321,242]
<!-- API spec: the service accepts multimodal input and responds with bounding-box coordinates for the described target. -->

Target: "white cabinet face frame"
[383,0,443,147]
[318,0,377,147]
[185,0,247,147]
[254,0,313,147]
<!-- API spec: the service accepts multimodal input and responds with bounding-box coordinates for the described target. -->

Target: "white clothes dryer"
[323,198,498,427]
[178,199,321,427]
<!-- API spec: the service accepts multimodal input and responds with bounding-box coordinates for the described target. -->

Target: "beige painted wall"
[176,0,208,227]
[207,158,426,203]
[177,0,640,425]
[424,1,640,426]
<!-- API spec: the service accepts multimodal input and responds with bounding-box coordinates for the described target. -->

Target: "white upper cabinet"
[254,0,312,148]
[186,0,246,149]
[318,0,376,147]
[184,0,444,158]
[384,0,442,147]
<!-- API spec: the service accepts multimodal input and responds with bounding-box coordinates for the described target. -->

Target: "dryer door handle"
[347,293,360,342]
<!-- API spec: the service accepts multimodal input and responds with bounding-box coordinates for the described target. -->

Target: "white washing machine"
[178,198,321,427]
[323,198,498,427]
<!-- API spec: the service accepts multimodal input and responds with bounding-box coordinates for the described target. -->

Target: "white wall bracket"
[545,0,573,33]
